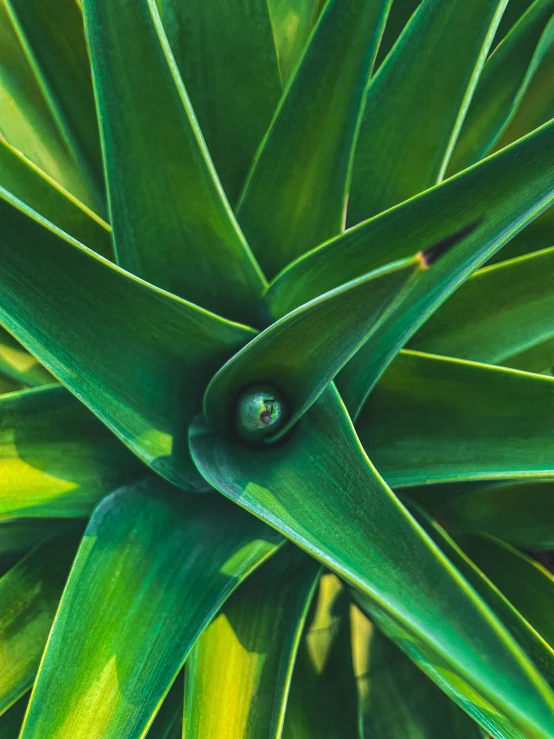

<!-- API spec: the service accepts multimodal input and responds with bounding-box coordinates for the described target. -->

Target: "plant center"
[235,384,288,445]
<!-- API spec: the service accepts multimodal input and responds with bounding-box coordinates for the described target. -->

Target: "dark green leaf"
[20,478,283,739]
[159,0,282,202]
[491,0,536,47]
[348,0,507,225]
[357,350,554,488]
[0,385,143,520]
[184,548,321,738]
[236,0,390,278]
[0,519,67,558]
[374,0,421,70]
[5,0,105,211]
[0,695,29,738]
[82,0,265,322]
[146,671,183,739]
[268,0,320,83]
[190,386,554,739]
[0,194,256,491]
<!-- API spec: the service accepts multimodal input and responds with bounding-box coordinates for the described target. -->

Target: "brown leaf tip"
[418,218,484,268]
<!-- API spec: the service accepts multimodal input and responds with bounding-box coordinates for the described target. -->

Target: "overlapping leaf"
[268,0,320,83]
[0,328,53,387]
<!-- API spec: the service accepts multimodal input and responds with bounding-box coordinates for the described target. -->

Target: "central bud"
[235,384,288,445]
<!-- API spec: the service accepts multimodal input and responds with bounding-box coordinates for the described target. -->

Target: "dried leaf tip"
[418,218,484,268]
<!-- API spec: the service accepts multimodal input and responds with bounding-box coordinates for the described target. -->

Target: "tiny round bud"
[235,384,288,445]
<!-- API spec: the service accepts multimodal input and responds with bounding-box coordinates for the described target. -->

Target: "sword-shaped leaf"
[0,194,256,491]
[20,479,283,739]
[190,386,554,739]
[268,0,320,83]
[373,0,421,70]
[492,0,536,46]
[236,0,390,278]
[357,351,554,488]
[82,0,265,322]
[159,0,282,202]
[347,0,507,226]
[184,548,320,738]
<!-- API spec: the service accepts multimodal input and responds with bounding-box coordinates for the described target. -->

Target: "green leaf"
[0,139,112,259]
[357,350,554,488]
[0,385,143,520]
[0,328,53,387]
[205,257,421,439]
[184,548,321,739]
[447,1,554,176]
[0,695,29,739]
[347,0,507,226]
[0,194,256,491]
[0,519,66,558]
[373,0,421,70]
[0,2,97,210]
[236,0,390,278]
[268,0,320,83]
[492,0,536,47]
[82,0,265,322]
[20,478,283,739]
[455,535,554,647]
[0,526,80,715]
[438,481,554,549]
[159,0,282,203]
[352,611,484,738]
[190,386,554,739]
[146,672,183,739]
[5,0,105,211]
[410,245,554,372]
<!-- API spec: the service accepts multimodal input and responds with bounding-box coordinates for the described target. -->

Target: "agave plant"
[1,0,554,736]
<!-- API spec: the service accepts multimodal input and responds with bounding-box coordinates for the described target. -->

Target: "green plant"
[0,0,554,736]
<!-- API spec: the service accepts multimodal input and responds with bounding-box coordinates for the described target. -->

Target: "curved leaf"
[0,193,256,491]
[0,385,143,520]
[20,478,283,739]
[410,245,554,371]
[447,0,554,175]
[184,548,320,739]
[347,0,507,226]
[190,386,554,739]
[206,257,421,438]
[0,140,112,259]
[82,0,265,322]
[357,350,554,488]
[0,3,94,209]
[5,0,105,210]
[438,481,554,549]
[159,0,282,202]
[0,328,53,388]
[0,527,80,715]
[236,0,390,278]
[268,0,320,83]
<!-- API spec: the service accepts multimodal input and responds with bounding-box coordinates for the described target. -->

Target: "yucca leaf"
[455,535,554,647]
[352,610,485,738]
[0,195,256,491]
[447,0,554,176]
[0,526,80,715]
[159,0,282,203]
[0,386,142,520]
[268,0,320,83]
[0,696,29,739]
[283,576,358,739]
[0,329,53,388]
[410,246,554,371]
[190,386,554,739]
[205,257,421,438]
[0,140,112,259]
[0,3,96,210]
[347,0,507,226]
[82,0,265,322]
[413,508,554,687]
[5,0,105,210]
[373,0,420,69]
[437,481,554,549]
[358,351,554,488]
[146,672,183,739]
[20,478,283,739]
[185,548,321,739]
[236,0,390,278]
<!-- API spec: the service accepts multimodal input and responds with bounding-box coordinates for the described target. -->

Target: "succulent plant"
[1,0,554,736]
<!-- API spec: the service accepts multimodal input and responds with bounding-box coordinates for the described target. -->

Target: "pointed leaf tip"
[418,218,484,267]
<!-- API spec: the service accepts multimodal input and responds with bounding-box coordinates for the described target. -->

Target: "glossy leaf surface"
[358,351,554,488]
[0,385,142,520]
[6,0,105,209]
[348,0,507,225]
[185,548,320,738]
[190,387,554,739]
[82,0,265,322]
[236,0,390,278]
[21,478,283,739]
[268,0,320,82]
[0,194,256,491]
[160,0,282,202]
